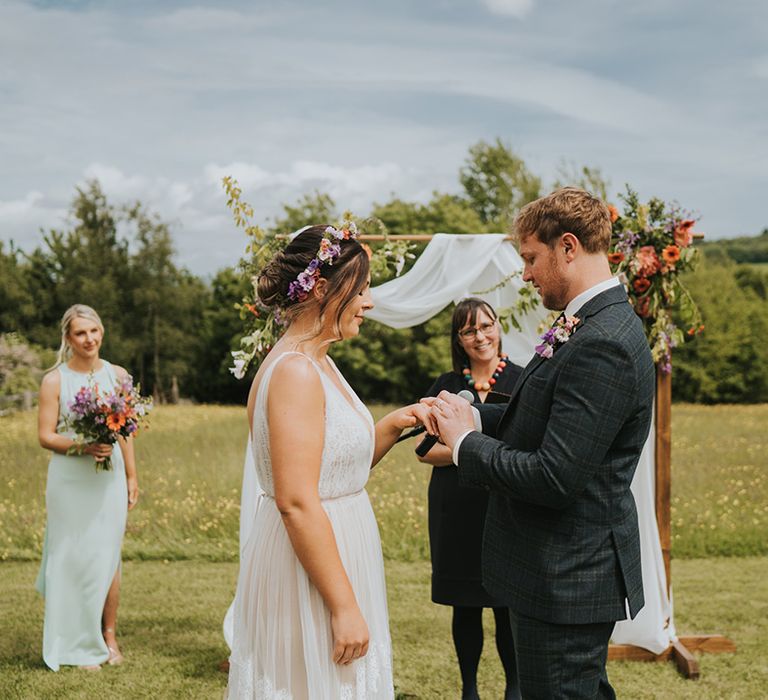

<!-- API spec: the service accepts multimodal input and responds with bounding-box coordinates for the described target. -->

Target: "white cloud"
[0,191,45,219]
[480,0,533,18]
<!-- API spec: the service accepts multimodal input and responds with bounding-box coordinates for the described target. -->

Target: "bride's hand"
[331,605,369,665]
[405,401,440,436]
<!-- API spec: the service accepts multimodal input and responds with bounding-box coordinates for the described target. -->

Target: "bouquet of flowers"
[66,374,153,471]
[607,186,704,372]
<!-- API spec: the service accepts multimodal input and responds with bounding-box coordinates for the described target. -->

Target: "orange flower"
[106,413,126,431]
[674,220,696,248]
[607,251,625,265]
[633,277,651,294]
[607,204,619,223]
[245,303,260,317]
[662,245,681,263]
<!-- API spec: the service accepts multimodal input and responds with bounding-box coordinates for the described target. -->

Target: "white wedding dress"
[227,351,394,699]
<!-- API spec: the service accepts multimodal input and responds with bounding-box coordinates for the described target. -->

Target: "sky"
[1,0,766,275]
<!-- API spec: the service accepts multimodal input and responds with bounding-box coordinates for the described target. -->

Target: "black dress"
[425,362,522,606]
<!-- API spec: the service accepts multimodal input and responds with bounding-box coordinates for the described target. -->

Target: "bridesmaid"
[418,298,522,700]
[36,304,139,671]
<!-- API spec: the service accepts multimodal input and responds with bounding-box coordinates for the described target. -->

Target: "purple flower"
[535,343,554,359]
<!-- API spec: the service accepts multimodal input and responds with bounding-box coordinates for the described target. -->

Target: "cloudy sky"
[1,0,766,274]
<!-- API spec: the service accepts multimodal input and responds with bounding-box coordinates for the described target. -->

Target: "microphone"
[395,424,427,443]
[414,389,475,458]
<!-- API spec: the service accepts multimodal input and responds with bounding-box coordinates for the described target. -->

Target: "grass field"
[2,404,766,562]
[1,558,766,698]
[1,403,767,697]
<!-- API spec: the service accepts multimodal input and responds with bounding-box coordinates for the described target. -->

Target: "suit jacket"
[458,285,655,625]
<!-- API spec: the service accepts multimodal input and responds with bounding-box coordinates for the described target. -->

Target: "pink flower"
[633,246,661,277]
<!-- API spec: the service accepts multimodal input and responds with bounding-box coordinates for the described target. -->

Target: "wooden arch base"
[607,369,736,679]
[609,635,736,680]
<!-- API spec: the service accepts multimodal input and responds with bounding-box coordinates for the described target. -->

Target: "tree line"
[1,140,766,405]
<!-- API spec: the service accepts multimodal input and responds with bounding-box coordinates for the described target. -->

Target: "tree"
[189,266,252,404]
[459,138,541,230]
[14,181,211,400]
[268,191,337,235]
[0,243,34,334]
[674,258,768,403]
[553,162,610,200]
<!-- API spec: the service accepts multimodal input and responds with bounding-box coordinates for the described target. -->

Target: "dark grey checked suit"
[457,284,655,698]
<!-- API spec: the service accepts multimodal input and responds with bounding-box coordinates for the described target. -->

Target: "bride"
[226,224,424,699]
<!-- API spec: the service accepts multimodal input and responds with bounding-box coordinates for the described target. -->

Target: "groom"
[428,187,655,699]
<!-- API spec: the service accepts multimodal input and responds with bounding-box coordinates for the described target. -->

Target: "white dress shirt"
[451,276,622,465]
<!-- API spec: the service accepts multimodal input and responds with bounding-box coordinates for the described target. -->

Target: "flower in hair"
[285,222,359,302]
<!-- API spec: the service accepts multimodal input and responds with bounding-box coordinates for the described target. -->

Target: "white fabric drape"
[368,233,545,367]
[223,439,263,650]
[369,233,673,654]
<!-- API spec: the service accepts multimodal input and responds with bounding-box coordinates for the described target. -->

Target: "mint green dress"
[35,361,128,671]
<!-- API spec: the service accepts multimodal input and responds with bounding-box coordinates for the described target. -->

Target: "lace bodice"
[250,351,375,500]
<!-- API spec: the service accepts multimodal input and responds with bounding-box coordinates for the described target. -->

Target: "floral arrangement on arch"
[222,176,415,377]
[607,186,704,372]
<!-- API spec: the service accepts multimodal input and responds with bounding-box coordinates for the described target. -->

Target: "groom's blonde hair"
[514,187,612,254]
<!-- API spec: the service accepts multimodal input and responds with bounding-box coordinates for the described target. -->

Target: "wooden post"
[609,363,736,677]
[654,367,672,595]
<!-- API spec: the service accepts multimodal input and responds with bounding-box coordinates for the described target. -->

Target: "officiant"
[418,297,522,700]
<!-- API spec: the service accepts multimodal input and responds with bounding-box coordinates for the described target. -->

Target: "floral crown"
[221,176,414,377]
[286,222,359,303]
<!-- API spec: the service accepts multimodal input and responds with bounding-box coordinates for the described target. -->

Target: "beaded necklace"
[462,354,509,392]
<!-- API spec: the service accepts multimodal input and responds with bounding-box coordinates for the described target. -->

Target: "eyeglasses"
[458,321,497,339]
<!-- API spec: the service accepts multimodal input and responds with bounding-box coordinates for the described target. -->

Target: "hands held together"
[406,391,476,453]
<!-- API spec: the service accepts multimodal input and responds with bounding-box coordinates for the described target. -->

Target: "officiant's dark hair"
[514,187,612,254]
[257,225,369,340]
[451,298,502,373]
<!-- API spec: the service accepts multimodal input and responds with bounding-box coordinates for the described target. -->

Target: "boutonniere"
[535,315,580,359]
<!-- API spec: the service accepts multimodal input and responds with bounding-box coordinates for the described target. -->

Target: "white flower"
[229,352,247,379]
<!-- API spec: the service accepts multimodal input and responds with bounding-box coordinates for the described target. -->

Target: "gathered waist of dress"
[261,489,366,505]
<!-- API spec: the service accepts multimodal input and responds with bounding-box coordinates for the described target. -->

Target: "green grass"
[1,403,767,696]
[2,404,766,562]
[1,557,765,698]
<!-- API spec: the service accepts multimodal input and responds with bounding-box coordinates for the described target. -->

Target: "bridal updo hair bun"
[256,249,292,307]
[256,224,370,335]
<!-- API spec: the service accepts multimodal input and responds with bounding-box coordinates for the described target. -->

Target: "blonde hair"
[49,304,105,370]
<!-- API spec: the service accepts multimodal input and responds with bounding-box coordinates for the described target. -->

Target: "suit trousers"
[508,609,616,700]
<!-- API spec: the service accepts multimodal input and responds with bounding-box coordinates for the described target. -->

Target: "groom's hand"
[429,390,475,450]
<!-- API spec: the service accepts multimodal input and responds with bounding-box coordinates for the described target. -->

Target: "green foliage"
[699,227,768,264]
[332,310,453,405]
[267,190,337,235]
[553,162,610,200]
[0,333,53,397]
[1,182,210,401]
[459,137,541,230]
[0,243,35,334]
[673,258,768,403]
